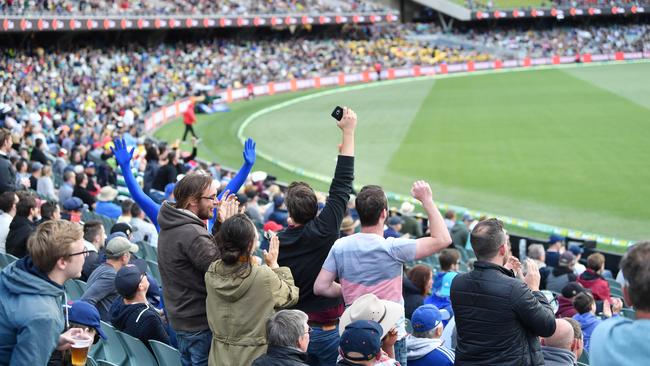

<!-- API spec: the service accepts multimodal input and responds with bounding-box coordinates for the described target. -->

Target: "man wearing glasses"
[82,236,139,322]
[0,220,89,365]
[157,173,221,366]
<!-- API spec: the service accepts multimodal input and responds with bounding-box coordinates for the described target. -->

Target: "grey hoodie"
[541,346,577,366]
[406,334,444,360]
[0,258,65,366]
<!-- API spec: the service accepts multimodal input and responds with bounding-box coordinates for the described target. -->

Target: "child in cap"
[47,300,105,366]
[338,320,384,365]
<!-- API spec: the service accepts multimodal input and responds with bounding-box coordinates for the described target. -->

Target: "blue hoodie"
[573,312,601,352]
[0,257,66,365]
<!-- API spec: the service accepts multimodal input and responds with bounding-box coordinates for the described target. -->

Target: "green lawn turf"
[154,62,650,254]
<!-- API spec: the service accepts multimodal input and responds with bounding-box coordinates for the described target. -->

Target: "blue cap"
[273,195,284,208]
[67,300,107,339]
[387,216,404,226]
[339,320,382,361]
[411,304,446,332]
[114,264,145,298]
[549,234,565,244]
[437,271,459,297]
[568,244,584,255]
[63,197,84,211]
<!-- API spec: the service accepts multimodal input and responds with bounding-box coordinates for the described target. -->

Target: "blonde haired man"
[0,220,89,365]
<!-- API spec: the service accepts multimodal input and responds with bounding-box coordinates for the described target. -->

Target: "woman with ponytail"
[205,214,299,366]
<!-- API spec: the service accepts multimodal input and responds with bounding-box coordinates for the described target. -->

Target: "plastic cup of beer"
[70,335,93,366]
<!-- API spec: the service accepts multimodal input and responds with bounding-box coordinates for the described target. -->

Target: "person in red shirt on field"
[374,62,382,81]
[182,98,198,142]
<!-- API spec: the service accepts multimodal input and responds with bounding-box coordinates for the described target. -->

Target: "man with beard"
[156,173,220,366]
[450,218,556,365]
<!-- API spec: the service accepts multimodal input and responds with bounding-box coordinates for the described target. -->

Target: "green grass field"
[154,62,650,252]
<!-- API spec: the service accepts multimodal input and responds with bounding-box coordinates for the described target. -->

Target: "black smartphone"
[331,106,344,121]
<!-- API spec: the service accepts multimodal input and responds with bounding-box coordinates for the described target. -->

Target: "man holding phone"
[276,106,356,365]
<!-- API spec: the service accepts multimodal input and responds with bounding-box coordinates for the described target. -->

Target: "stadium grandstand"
[0,0,649,365]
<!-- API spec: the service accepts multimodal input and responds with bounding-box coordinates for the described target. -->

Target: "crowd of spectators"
[464,0,650,11]
[0,94,647,366]
[0,0,390,15]
[0,17,649,366]
[0,23,647,137]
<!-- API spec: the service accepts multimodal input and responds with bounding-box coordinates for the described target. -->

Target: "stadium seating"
[149,340,182,366]
[0,0,391,16]
[146,260,163,284]
[578,350,590,365]
[99,321,128,366]
[64,279,87,301]
[115,330,158,366]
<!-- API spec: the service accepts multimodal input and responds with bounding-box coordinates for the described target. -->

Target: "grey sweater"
[81,263,118,322]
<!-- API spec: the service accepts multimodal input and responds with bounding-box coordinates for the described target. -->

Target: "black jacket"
[30,148,49,165]
[403,275,424,320]
[110,300,170,352]
[0,153,17,193]
[451,261,556,366]
[6,216,37,258]
[152,163,177,192]
[252,346,309,366]
[277,155,354,314]
[73,185,96,208]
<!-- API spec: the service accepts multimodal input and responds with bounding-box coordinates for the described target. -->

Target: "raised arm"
[207,138,256,230]
[111,138,161,230]
[312,107,356,235]
[412,181,452,260]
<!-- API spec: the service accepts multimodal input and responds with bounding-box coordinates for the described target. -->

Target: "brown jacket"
[205,261,299,366]
[157,201,218,332]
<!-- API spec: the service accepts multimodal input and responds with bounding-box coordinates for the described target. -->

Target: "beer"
[70,336,92,366]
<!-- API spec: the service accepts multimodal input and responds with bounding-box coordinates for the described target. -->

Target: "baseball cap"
[411,304,449,333]
[84,161,96,169]
[111,222,133,237]
[561,282,586,298]
[387,216,404,226]
[437,271,459,297]
[559,251,576,266]
[63,197,84,211]
[67,300,107,339]
[30,161,43,172]
[339,320,382,362]
[549,234,565,244]
[273,195,285,208]
[105,236,139,258]
[114,264,145,298]
[263,221,283,232]
[568,243,584,255]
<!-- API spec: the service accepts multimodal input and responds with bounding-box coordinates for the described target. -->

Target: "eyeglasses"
[304,327,313,335]
[67,249,91,258]
[200,195,218,202]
